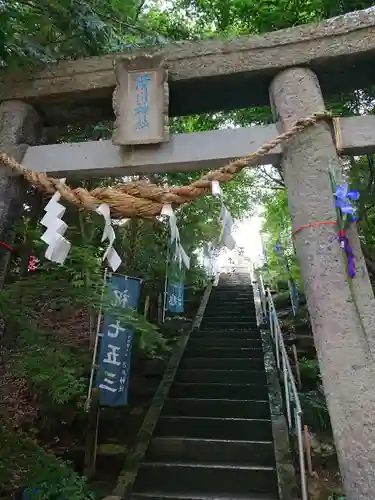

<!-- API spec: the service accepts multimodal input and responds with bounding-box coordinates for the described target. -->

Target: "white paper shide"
[161,204,190,269]
[212,180,236,250]
[96,203,122,272]
[40,179,71,264]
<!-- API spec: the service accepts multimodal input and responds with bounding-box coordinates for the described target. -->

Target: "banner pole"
[85,267,108,411]
[162,241,170,324]
[83,387,100,478]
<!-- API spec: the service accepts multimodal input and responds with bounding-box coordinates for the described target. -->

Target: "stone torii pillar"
[270,67,375,499]
[0,101,41,234]
[0,100,41,284]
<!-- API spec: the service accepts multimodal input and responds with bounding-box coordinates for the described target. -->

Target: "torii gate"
[1,6,375,499]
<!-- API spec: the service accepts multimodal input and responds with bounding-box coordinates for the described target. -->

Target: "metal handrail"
[253,273,308,500]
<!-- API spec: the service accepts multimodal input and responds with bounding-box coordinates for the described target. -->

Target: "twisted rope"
[0,111,331,218]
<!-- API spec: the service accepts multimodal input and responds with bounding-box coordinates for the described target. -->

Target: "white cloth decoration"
[161,204,190,269]
[212,180,236,250]
[40,179,71,264]
[96,203,122,271]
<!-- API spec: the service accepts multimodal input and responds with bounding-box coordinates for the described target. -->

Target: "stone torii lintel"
[0,7,374,125]
[18,115,375,178]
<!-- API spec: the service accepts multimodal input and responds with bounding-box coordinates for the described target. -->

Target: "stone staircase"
[128,272,280,500]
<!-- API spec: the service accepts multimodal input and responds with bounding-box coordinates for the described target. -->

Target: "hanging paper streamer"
[212,180,236,250]
[333,181,360,278]
[204,242,219,277]
[161,204,190,269]
[96,203,122,272]
[40,179,71,264]
[167,282,184,313]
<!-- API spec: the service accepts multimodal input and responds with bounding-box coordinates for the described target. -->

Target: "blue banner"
[96,275,141,407]
[22,489,38,500]
[167,283,184,313]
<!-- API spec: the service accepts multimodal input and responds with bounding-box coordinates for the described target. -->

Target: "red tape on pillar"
[0,241,13,252]
[292,220,336,238]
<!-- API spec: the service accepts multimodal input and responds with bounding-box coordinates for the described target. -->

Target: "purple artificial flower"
[274,241,282,254]
[349,214,360,223]
[335,183,360,201]
[335,183,360,219]
[339,233,356,278]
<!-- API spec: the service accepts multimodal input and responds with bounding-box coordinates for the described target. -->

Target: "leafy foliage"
[0,0,169,68]
[0,422,95,498]
[299,358,331,432]
[12,323,87,405]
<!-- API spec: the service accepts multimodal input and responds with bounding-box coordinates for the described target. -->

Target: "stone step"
[199,324,259,331]
[162,398,270,419]
[208,297,254,301]
[200,319,258,326]
[202,314,257,322]
[208,293,254,299]
[203,306,255,311]
[206,299,254,305]
[175,369,267,384]
[154,416,273,441]
[211,287,253,292]
[184,347,264,359]
[169,382,268,401]
[206,299,255,303]
[130,492,279,500]
[132,462,278,497]
[187,338,262,348]
[191,329,258,339]
[146,437,275,467]
[207,299,254,306]
[202,316,257,323]
[203,311,256,317]
[130,490,278,500]
[207,297,255,301]
[211,286,253,290]
[179,357,264,371]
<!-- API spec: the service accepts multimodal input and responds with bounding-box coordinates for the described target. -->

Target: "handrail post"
[284,361,292,428]
[296,410,308,500]
[259,273,267,320]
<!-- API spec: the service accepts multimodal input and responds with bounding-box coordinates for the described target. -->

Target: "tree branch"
[259,167,285,188]
[135,0,147,21]
[274,162,285,183]
[361,243,375,278]
[366,154,375,193]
